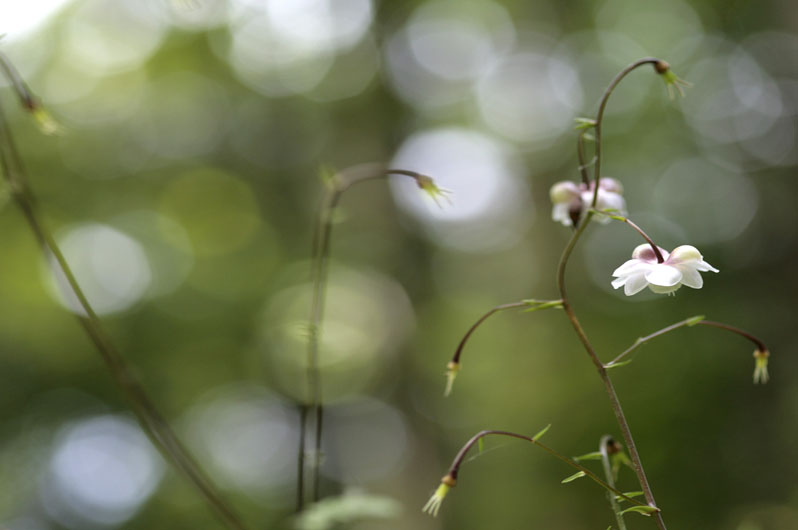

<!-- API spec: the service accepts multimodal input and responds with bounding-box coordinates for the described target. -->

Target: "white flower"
[611,244,719,296]
[550,178,626,227]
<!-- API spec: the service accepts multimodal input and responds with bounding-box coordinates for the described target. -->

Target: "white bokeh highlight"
[42,415,163,528]
[45,224,153,315]
[390,128,530,252]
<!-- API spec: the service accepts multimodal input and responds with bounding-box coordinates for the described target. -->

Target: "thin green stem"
[590,58,660,208]
[600,436,628,530]
[606,316,704,368]
[303,163,437,506]
[605,317,768,369]
[0,104,247,529]
[446,430,649,508]
[450,300,561,366]
[576,130,592,186]
[559,57,670,530]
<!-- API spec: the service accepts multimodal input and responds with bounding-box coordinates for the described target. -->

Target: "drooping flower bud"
[753,349,770,384]
[422,474,456,517]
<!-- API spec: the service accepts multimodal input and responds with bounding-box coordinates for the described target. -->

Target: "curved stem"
[600,436,628,530]
[559,58,671,530]
[0,106,248,529]
[597,211,665,263]
[303,164,438,506]
[606,316,703,367]
[445,430,648,508]
[450,300,560,366]
[605,317,768,369]
[590,58,660,208]
[697,321,767,352]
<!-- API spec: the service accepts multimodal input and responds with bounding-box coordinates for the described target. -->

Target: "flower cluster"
[550,178,626,227]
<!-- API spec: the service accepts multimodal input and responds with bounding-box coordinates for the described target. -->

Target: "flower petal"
[623,273,650,295]
[612,259,647,277]
[644,264,683,287]
[632,244,669,263]
[551,202,573,226]
[667,245,702,264]
[677,266,703,289]
[695,259,719,273]
[550,181,580,203]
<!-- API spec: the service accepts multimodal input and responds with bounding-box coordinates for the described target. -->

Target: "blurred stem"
[576,130,594,186]
[302,163,437,508]
[558,58,669,530]
[0,52,37,110]
[600,436,627,530]
[446,430,648,508]
[0,100,248,529]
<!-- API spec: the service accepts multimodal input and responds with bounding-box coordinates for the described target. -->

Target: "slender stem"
[597,211,665,263]
[450,300,560,366]
[605,317,768,368]
[446,430,649,508]
[590,58,660,208]
[576,131,591,185]
[296,404,308,512]
[559,58,670,530]
[0,105,248,529]
[606,316,702,367]
[0,52,37,110]
[303,163,436,506]
[697,321,767,352]
[600,436,627,530]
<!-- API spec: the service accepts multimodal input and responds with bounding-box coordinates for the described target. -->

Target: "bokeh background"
[0,0,796,529]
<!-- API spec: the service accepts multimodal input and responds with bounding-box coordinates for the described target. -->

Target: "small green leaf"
[606,359,635,370]
[573,451,602,461]
[620,505,659,516]
[522,300,563,312]
[615,491,645,503]
[574,117,597,129]
[582,132,595,141]
[561,471,586,483]
[319,165,337,186]
[532,424,551,442]
[478,438,485,454]
[686,315,705,326]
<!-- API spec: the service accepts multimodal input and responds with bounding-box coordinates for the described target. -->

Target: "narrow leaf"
[478,438,485,454]
[573,451,602,461]
[532,424,551,442]
[614,491,645,503]
[561,471,586,484]
[686,315,705,326]
[606,359,635,370]
[620,505,659,516]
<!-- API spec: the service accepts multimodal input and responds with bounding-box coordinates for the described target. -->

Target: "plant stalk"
[0,102,247,530]
[559,57,671,530]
